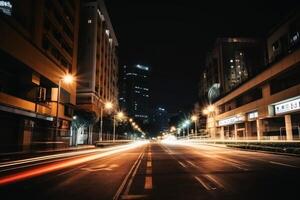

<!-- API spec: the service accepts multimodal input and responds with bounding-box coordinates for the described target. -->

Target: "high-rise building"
[76,0,119,144]
[151,107,169,134]
[119,64,150,125]
[204,11,300,141]
[0,0,80,152]
[199,38,266,104]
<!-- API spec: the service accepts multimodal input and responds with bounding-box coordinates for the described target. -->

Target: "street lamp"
[55,74,74,144]
[99,101,114,142]
[113,111,125,142]
[184,120,190,138]
[191,115,198,136]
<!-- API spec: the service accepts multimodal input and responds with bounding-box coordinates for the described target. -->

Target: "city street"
[1,141,300,200]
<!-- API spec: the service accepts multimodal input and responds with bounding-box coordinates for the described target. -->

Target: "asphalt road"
[1,141,300,200]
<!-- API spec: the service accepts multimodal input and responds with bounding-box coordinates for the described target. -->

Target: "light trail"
[0,141,148,186]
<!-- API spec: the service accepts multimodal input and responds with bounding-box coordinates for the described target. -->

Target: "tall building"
[199,38,266,104]
[151,107,169,134]
[204,11,300,141]
[76,0,119,144]
[0,0,80,152]
[119,64,150,125]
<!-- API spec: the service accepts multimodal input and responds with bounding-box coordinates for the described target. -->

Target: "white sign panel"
[248,111,258,120]
[275,98,300,115]
[218,115,245,126]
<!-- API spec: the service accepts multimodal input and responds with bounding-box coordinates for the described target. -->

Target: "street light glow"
[117,111,124,119]
[104,102,113,110]
[191,115,198,121]
[185,120,190,125]
[202,108,209,115]
[62,74,74,84]
[207,105,215,112]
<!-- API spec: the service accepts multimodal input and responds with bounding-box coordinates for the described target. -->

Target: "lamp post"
[191,115,198,136]
[113,111,124,142]
[55,74,74,145]
[203,105,216,139]
[99,102,113,142]
[184,120,190,138]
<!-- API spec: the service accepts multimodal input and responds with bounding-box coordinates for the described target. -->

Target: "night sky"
[104,0,299,113]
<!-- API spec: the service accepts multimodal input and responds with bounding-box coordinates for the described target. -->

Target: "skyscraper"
[151,107,169,134]
[119,64,150,125]
[199,37,266,104]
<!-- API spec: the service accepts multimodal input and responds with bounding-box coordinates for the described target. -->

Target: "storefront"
[270,96,300,140]
[218,115,246,140]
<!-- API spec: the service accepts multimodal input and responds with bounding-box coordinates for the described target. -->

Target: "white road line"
[194,176,216,191]
[178,161,187,168]
[269,161,298,168]
[113,147,146,200]
[186,160,198,168]
[204,175,224,188]
[146,161,152,168]
[144,176,153,189]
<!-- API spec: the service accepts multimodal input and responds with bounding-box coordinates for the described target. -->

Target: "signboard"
[275,97,300,115]
[218,115,245,126]
[248,111,258,120]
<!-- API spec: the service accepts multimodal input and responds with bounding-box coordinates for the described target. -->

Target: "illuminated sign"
[275,97,300,115]
[248,111,258,120]
[0,1,12,16]
[218,115,245,126]
[136,64,149,71]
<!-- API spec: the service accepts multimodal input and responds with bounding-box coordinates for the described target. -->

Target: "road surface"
[1,141,300,200]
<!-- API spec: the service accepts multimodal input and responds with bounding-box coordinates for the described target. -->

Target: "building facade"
[119,64,150,125]
[205,12,300,141]
[151,107,169,135]
[199,37,265,104]
[0,0,80,152]
[76,0,118,144]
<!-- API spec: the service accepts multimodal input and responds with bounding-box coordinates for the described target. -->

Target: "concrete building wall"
[205,11,300,141]
[0,0,80,151]
[77,0,119,119]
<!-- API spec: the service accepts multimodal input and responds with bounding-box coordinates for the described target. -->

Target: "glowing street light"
[62,74,74,84]
[117,111,125,120]
[170,126,176,132]
[202,109,209,115]
[191,115,198,122]
[207,105,215,113]
[104,102,113,110]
